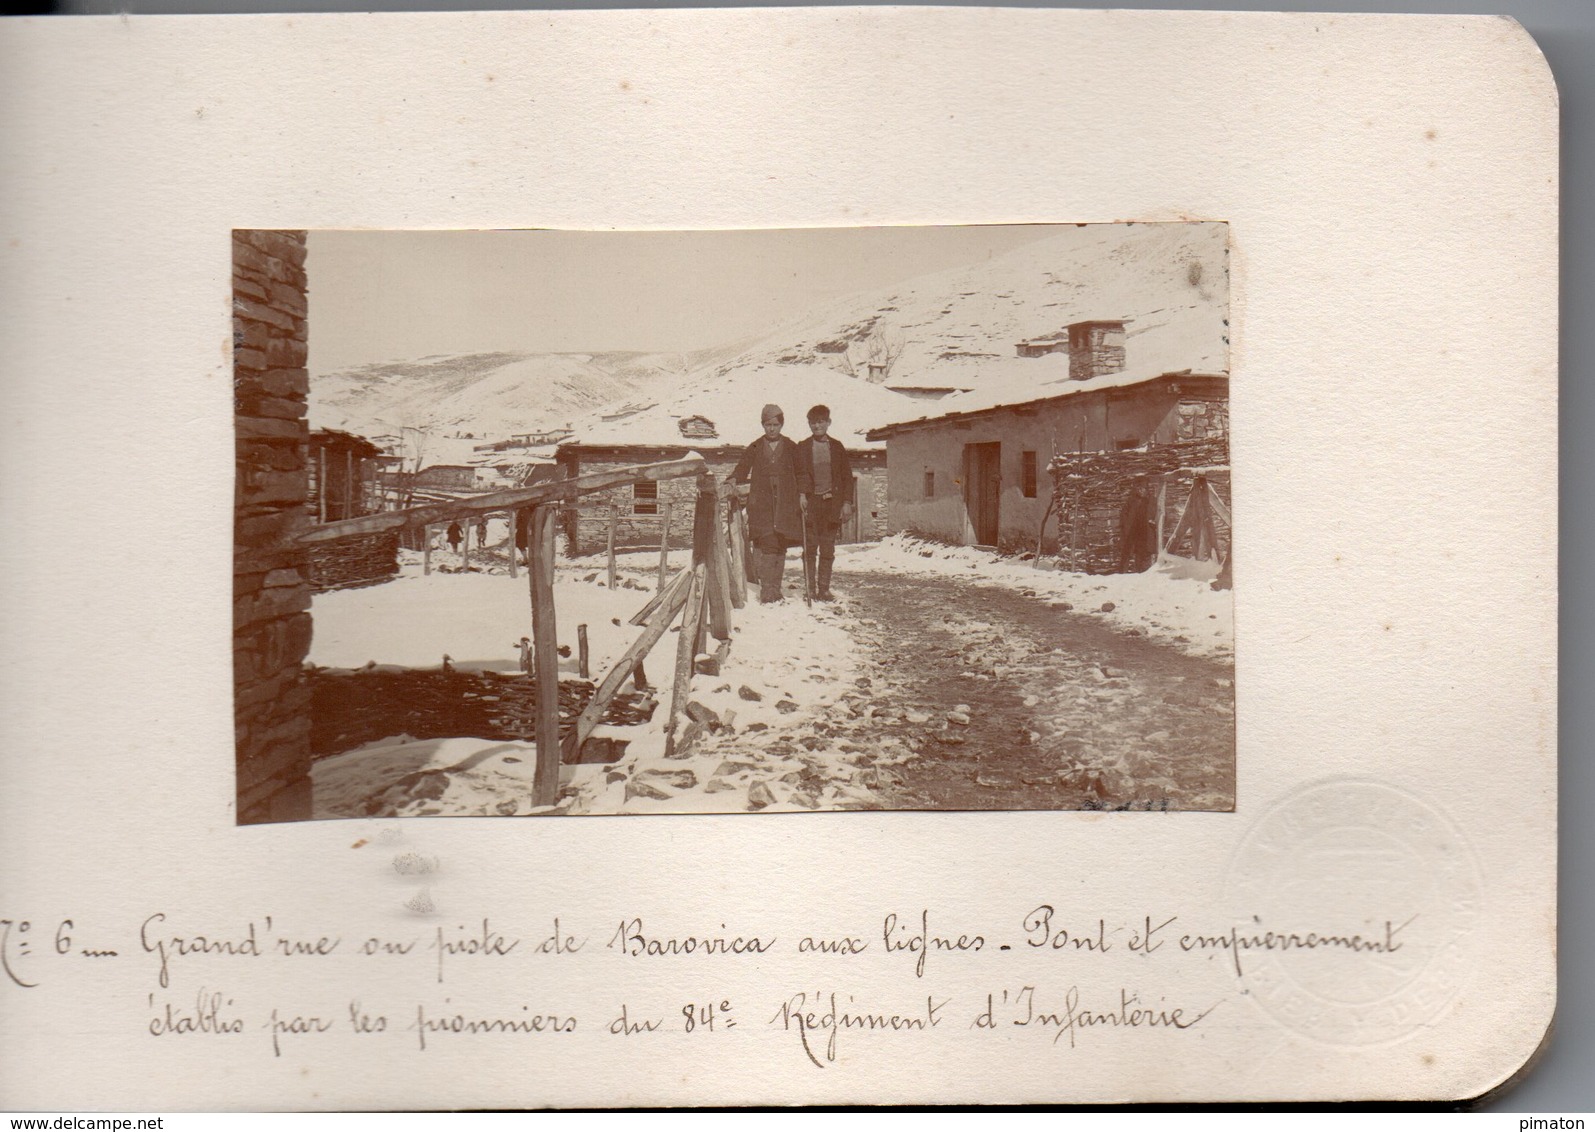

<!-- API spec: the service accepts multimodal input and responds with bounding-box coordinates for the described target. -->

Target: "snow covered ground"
[308,540,1232,819]
[836,535,1233,661]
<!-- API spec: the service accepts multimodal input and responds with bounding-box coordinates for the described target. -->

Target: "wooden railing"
[295,455,746,808]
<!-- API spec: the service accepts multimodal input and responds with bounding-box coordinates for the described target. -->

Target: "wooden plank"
[422,525,431,575]
[606,501,618,591]
[662,563,707,759]
[727,501,749,601]
[690,482,717,654]
[577,623,589,679]
[507,511,518,579]
[704,505,732,641]
[656,500,672,591]
[316,446,327,523]
[529,504,561,808]
[558,573,692,762]
[628,563,691,626]
[295,454,707,545]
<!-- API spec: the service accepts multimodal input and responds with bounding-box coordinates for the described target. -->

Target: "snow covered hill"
[692,221,1228,396]
[313,223,1226,446]
[309,340,752,439]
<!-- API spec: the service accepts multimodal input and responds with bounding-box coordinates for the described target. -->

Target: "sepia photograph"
[234,222,1235,822]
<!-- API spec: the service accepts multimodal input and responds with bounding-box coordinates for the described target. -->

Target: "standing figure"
[515,636,533,676]
[446,520,463,555]
[795,404,855,602]
[514,510,530,566]
[732,403,804,603]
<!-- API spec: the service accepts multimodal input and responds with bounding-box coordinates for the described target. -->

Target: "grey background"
[26,0,1591,1112]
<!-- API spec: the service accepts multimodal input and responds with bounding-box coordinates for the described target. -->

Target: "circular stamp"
[1222,778,1481,1046]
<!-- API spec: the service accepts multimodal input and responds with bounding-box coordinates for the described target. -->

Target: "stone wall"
[559,447,888,557]
[233,229,314,825]
[1173,395,1228,442]
[309,531,401,592]
[1047,436,1230,574]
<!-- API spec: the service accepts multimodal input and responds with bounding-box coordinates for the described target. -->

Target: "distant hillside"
[308,340,751,439]
[690,222,1228,395]
[314,223,1227,447]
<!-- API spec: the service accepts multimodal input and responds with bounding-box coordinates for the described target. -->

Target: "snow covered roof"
[867,364,1228,437]
[562,362,921,451]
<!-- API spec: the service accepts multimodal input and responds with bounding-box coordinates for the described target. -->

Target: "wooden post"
[422,525,432,575]
[606,501,618,590]
[529,504,560,807]
[316,446,327,523]
[344,448,354,521]
[657,500,672,591]
[632,660,648,691]
[723,498,746,611]
[577,623,589,679]
[507,512,518,579]
[703,497,733,640]
[663,563,707,759]
[727,500,749,599]
[691,480,717,655]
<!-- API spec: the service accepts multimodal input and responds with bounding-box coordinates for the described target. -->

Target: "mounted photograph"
[232,222,1234,823]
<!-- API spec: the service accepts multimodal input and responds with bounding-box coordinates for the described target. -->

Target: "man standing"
[795,404,855,602]
[732,403,804,603]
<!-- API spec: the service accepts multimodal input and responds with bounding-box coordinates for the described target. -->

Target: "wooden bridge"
[298,454,748,809]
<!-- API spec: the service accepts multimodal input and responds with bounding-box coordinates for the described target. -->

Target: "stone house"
[554,364,915,557]
[865,319,1227,555]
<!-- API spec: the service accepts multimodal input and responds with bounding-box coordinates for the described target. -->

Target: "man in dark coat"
[732,403,804,603]
[794,404,855,601]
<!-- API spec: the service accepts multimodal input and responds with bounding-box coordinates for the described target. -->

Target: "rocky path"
[820,571,1234,811]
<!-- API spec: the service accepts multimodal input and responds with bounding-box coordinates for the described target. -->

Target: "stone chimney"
[1067,320,1126,381]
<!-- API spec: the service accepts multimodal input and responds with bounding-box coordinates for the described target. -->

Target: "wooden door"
[965,442,1001,546]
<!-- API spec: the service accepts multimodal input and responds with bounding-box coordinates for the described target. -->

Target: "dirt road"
[829,571,1235,812]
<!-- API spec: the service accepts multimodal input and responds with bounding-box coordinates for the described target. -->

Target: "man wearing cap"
[732,404,804,603]
[794,404,855,602]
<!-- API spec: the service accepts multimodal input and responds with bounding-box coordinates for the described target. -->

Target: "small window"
[632,481,658,515]
[923,470,935,499]
[1114,438,1141,451]
[1021,451,1038,498]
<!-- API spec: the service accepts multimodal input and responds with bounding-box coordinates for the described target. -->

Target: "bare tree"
[856,325,906,383]
[825,324,908,383]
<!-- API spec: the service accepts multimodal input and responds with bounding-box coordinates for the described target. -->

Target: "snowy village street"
[834,572,1235,811]
[266,222,1240,824]
[306,536,1234,818]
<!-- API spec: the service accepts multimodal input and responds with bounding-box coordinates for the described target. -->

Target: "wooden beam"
[316,446,327,523]
[726,503,747,610]
[628,563,691,626]
[701,492,732,641]
[529,504,560,808]
[507,511,518,579]
[662,563,707,759]
[606,501,618,591]
[559,573,692,762]
[656,499,672,591]
[295,455,708,545]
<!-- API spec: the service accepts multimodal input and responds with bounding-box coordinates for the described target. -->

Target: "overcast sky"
[305,225,1065,374]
